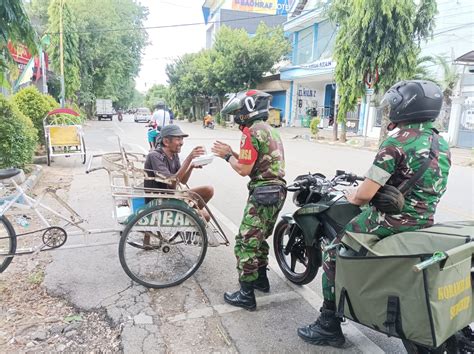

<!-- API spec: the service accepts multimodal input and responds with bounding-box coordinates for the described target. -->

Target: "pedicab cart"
[43,108,86,166]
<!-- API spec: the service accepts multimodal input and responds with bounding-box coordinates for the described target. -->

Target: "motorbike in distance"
[273,171,473,353]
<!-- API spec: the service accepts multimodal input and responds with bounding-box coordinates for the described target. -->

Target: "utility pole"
[59,0,65,107]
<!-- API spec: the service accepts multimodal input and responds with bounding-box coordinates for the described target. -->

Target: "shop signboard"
[231,0,294,15]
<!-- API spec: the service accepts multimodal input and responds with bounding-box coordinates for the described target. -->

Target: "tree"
[47,0,81,101]
[145,84,169,111]
[329,0,437,142]
[166,23,291,119]
[432,55,460,131]
[0,0,38,87]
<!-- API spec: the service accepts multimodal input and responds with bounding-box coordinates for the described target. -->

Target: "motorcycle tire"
[273,220,320,285]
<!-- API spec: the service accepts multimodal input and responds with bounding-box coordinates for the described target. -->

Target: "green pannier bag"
[335,221,473,349]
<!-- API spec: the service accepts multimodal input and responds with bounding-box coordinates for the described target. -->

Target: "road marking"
[208,203,385,353]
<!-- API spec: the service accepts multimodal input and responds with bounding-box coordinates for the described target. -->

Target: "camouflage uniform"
[323,122,451,301]
[236,121,286,282]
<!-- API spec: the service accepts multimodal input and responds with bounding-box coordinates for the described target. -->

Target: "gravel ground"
[0,167,122,352]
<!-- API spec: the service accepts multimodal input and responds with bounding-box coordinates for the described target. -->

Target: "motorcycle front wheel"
[273,220,321,285]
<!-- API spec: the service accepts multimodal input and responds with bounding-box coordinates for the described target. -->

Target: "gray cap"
[160,125,189,138]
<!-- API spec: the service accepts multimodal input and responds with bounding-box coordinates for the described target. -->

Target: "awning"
[454,50,474,64]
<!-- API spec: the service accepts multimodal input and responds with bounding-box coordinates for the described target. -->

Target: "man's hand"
[212,141,233,159]
[187,146,206,161]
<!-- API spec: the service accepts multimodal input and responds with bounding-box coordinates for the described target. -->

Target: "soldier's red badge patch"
[239,127,257,165]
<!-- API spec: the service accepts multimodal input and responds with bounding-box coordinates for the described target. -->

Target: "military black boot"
[253,267,270,293]
[223,281,256,311]
[297,303,345,348]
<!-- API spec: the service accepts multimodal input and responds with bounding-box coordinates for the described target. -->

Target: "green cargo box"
[335,221,473,349]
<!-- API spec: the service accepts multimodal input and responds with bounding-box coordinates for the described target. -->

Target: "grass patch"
[27,270,45,285]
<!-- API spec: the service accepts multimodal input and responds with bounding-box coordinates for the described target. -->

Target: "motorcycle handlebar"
[286,171,364,192]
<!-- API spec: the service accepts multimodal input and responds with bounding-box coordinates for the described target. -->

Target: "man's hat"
[157,125,189,144]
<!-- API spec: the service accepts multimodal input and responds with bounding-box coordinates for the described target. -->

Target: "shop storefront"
[281,59,337,127]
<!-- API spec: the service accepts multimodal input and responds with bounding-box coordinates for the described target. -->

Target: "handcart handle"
[86,154,104,174]
[413,251,447,272]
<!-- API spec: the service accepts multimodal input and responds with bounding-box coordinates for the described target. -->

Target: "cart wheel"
[46,137,51,166]
[0,216,17,273]
[81,136,86,164]
[119,200,207,288]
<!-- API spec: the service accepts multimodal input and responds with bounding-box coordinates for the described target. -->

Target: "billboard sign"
[231,0,294,15]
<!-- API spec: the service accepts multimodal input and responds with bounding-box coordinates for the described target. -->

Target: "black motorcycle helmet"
[380,80,443,124]
[221,90,272,127]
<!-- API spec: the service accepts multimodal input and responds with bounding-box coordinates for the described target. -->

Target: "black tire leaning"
[118,200,207,288]
[0,216,17,273]
[273,219,320,285]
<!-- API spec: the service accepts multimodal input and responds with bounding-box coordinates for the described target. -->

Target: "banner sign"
[231,0,294,15]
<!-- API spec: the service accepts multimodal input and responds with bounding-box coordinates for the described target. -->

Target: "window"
[296,26,313,65]
[313,20,336,61]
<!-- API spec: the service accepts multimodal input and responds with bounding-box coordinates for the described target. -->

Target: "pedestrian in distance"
[297,80,452,348]
[212,90,286,311]
[150,103,171,130]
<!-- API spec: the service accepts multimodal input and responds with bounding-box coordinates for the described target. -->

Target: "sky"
[135,0,207,92]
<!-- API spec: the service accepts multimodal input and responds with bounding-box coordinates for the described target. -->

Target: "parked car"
[134,107,151,123]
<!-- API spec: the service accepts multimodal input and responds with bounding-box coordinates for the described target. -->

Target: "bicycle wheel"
[119,200,207,288]
[0,216,17,272]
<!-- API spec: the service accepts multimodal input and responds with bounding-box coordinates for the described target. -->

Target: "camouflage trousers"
[235,192,285,282]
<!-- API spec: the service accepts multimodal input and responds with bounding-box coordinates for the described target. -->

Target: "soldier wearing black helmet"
[297,80,452,347]
[212,90,286,311]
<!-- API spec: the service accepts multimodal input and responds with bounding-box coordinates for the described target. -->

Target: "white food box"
[192,154,214,166]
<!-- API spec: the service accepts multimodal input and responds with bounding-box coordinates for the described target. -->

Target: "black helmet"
[221,90,271,126]
[381,80,443,124]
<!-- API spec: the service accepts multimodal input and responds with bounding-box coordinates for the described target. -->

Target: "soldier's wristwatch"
[224,153,232,162]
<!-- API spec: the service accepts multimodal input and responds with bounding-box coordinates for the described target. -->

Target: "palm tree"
[0,0,38,86]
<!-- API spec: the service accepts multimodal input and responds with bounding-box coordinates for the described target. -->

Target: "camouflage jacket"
[346,122,451,237]
[238,120,286,190]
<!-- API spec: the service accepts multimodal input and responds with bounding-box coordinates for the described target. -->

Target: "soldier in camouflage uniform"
[212,90,286,311]
[298,80,451,347]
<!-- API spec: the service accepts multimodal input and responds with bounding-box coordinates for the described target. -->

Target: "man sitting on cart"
[144,125,214,221]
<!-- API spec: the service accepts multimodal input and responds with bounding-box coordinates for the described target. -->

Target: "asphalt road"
[43,115,473,353]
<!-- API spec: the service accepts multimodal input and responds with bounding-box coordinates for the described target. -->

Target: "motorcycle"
[273,170,473,353]
[203,121,215,129]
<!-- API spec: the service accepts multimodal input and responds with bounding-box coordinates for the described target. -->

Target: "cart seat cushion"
[0,168,21,180]
[49,126,81,146]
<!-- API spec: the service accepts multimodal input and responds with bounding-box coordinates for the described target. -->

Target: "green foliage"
[0,0,39,87]
[310,117,321,137]
[0,94,38,168]
[432,55,460,106]
[12,86,58,142]
[329,0,437,126]
[130,89,145,109]
[66,0,148,113]
[145,84,169,110]
[166,23,291,116]
[47,0,81,100]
